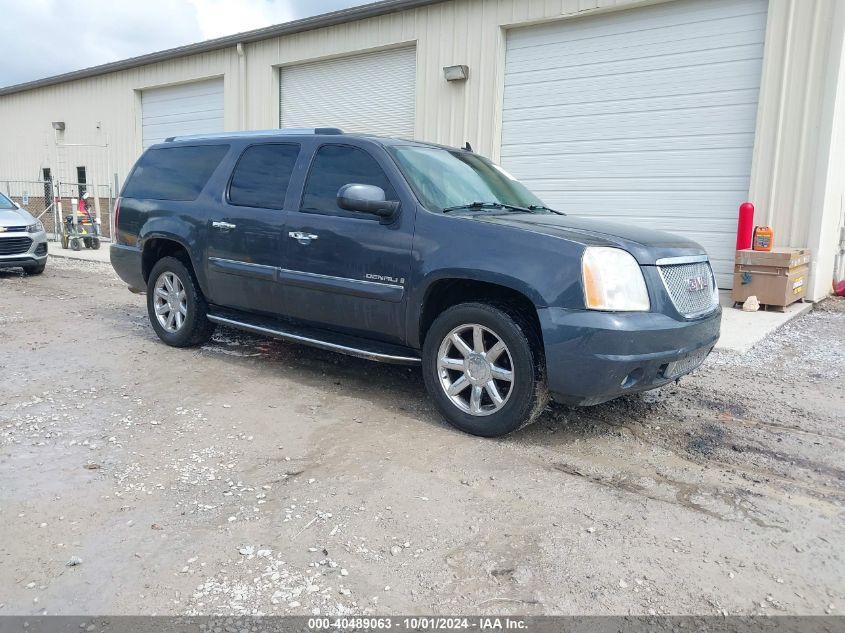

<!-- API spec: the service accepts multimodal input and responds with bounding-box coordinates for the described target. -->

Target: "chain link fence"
[1,179,114,241]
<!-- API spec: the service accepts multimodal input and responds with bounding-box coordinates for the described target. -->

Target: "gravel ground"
[0,257,843,616]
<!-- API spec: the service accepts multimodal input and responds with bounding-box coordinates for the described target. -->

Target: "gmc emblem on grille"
[687,275,708,292]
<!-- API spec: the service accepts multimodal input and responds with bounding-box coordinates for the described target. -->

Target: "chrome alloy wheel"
[437,323,515,416]
[153,271,188,333]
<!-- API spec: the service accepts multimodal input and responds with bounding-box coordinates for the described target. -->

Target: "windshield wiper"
[527,205,564,215]
[442,201,531,214]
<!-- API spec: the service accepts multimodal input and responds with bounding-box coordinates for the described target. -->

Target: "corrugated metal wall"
[0,0,843,298]
[0,48,237,190]
[749,0,845,299]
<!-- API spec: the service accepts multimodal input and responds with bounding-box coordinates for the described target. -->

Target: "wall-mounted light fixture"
[443,65,469,82]
[51,121,65,131]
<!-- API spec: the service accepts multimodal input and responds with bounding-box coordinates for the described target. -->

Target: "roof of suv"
[160,128,467,152]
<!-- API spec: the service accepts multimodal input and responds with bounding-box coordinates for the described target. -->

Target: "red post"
[736,202,755,251]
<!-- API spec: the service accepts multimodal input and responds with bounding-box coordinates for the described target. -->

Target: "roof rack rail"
[164,128,344,142]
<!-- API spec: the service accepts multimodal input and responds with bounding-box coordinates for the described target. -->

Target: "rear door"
[280,141,415,344]
[204,143,301,315]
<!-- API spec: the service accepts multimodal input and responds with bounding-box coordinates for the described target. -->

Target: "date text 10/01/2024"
[306,617,528,630]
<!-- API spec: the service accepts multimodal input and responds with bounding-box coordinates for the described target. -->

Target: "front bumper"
[539,306,721,406]
[0,231,48,268]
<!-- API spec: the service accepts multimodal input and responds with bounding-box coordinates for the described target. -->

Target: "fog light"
[621,368,644,389]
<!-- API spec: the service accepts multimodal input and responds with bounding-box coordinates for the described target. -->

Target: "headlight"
[27,220,44,233]
[581,247,650,311]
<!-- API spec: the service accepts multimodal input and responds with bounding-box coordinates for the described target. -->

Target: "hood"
[472,213,708,265]
[0,207,34,227]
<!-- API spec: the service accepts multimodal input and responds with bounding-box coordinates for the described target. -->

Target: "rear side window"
[123,145,229,201]
[301,145,396,215]
[228,144,300,209]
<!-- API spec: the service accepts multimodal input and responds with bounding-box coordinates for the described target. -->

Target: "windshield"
[390,146,549,213]
[0,191,15,210]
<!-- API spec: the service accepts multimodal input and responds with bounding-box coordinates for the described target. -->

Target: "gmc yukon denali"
[111,129,721,437]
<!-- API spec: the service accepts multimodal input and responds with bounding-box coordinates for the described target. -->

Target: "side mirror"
[337,184,399,220]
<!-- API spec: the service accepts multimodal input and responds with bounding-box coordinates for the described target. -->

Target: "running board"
[207,311,421,365]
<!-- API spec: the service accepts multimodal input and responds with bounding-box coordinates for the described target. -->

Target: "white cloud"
[0,0,370,88]
[186,0,295,39]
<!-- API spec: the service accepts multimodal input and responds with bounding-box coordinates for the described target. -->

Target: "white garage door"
[501,0,768,288]
[141,78,224,149]
[280,46,416,139]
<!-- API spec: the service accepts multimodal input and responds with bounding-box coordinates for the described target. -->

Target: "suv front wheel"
[422,303,547,437]
[146,256,216,347]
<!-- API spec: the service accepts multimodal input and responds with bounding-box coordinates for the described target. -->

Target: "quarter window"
[123,145,229,201]
[301,145,396,215]
[229,144,300,209]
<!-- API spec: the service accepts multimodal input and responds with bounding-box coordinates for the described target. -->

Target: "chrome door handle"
[289,231,319,244]
[212,221,237,231]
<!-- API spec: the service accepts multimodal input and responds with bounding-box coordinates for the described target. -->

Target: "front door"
[205,143,300,315]
[281,143,414,344]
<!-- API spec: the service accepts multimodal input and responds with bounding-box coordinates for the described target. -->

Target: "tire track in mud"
[528,394,843,532]
[589,413,845,502]
[683,393,845,444]
[546,458,786,531]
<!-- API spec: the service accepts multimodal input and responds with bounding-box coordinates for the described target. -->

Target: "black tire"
[83,237,93,249]
[422,302,547,438]
[146,256,216,348]
[71,238,81,251]
[24,261,46,275]
[91,238,101,250]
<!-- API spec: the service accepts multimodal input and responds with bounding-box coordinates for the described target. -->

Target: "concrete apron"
[47,243,111,264]
[715,291,814,354]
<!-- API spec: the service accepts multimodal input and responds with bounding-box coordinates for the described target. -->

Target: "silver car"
[0,191,48,274]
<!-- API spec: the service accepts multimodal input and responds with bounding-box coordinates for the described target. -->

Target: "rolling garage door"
[501,0,768,288]
[141,78,224,149]
[280,46,416,138]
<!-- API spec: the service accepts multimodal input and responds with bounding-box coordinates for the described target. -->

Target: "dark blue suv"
[111,129,720,437]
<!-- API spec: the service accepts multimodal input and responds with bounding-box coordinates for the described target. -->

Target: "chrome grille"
[658,261,717,317]
[0,236,33,255]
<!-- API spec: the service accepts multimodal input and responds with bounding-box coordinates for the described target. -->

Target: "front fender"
[405,210,586,347]
[405,269,548,348]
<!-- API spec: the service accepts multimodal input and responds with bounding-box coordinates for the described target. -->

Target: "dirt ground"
[1,257,843,617]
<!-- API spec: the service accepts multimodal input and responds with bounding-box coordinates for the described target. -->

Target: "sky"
[0,0,372,88]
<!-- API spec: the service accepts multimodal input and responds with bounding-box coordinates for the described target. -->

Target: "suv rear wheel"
[146,256,216,347]
[422,302,547,437]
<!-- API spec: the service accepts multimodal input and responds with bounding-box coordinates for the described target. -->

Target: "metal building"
[0,0,843,300]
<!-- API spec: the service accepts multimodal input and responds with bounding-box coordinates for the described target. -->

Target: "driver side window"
[301,144,396,216]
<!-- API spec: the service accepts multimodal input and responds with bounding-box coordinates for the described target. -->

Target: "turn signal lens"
[581,247,650,312]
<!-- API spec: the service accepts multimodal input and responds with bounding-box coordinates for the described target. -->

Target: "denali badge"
[687,276,708,292]
[365,273,405,285]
